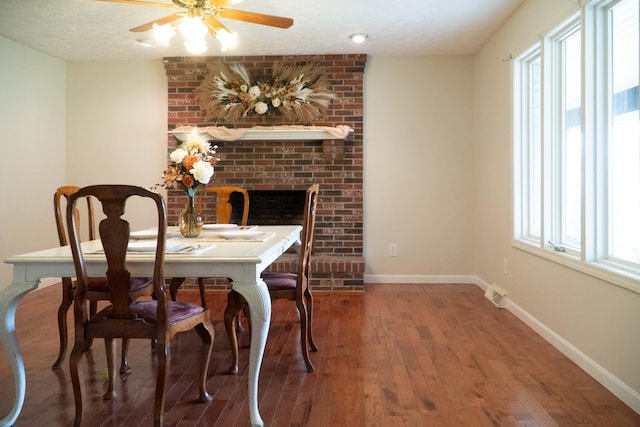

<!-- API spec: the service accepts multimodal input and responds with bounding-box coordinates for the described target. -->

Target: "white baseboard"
[363,274,479,284]
[506,297,640,414]
[363,274,640,414]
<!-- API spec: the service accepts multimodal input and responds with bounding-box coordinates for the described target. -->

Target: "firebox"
[218,190,307,226]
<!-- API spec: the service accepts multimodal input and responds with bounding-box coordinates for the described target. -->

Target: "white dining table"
[0,224,301,427]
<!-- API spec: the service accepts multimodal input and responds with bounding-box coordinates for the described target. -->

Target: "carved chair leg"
[80,300,99,351]
[69,339,85,427]
[120,338,132,374]
[195,322,214,402]
[296,298,315,373]
[241,303,252,345]
[103,338,117,400]
[81,305,92,352]
[52,280,74,369]
[169,277,185,301]
[305,288,318,352]
[226,278,243,332]
[197,277,207,308]
[154,338,169,427]
[224,291,247,374]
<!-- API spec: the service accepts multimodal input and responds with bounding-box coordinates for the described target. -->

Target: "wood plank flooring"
[0,283,638,426]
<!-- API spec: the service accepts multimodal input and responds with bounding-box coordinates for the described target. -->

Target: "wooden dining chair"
[52,185,154,372]
[197,185,250,227]
[169,185,250,308]
[66,185,214,427]
[225,184,319,374]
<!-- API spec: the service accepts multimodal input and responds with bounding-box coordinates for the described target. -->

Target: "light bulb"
[153,23,176,47]
[215,29,238,52]
[184,39,208,54]
[179,17,207,42]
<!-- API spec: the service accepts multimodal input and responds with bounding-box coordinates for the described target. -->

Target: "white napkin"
[202,224,238,231]
[218,230,265,240]
[127,241,183,252]
[130,230,158,240]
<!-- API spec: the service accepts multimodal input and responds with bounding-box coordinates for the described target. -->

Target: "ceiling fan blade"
[96,0,174,8]
[204,16,231,35]
[129,13,182,32]
[217,9,293,29]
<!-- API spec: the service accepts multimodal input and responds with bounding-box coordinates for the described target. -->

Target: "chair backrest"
[197,185,249,226]
[297,184,320,285]
[54,185,96,246]
[67,185,167,321]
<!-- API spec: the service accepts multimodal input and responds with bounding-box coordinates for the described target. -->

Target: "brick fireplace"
[163,54,366,290]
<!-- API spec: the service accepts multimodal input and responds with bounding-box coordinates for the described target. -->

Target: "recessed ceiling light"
[350,34,368,43]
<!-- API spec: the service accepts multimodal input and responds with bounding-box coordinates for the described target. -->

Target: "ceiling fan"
[98,0,294,54]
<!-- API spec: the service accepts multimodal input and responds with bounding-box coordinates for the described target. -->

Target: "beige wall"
[364,56,475,280]
[0,37,66,288]
[66,61,168,231]
[0,50,167,290]
[0,0,639,411]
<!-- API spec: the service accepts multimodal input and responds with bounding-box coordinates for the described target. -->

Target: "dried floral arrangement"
[194,62,336,123]
[156,132,219,198]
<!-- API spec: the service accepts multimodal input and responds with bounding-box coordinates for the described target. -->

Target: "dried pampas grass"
[195,62,335,123]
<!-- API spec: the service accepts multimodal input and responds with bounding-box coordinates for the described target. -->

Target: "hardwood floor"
[0,283,638,426]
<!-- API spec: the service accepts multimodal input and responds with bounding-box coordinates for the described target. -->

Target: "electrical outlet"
[389,243,397,257]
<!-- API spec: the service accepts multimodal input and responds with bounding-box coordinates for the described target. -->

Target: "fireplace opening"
[226,190,307,226]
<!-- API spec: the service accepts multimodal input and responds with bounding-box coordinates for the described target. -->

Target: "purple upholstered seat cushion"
[131,301,205,324]
[94,301,205,324]
[261,272,297,291]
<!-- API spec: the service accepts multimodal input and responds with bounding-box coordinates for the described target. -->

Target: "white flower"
[271,97,281,108]
[254,101,268,114]
[183,133,210,155]
[248,85,261,99]
[169,148,187,163]
[240,84,248,92]
[190,161,214,184]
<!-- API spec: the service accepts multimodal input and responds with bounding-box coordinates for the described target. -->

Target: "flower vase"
[178,195,203,238]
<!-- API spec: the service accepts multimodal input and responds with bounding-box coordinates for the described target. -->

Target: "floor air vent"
[484,286,508,308]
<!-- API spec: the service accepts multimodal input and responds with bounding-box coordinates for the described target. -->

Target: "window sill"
[513,240,640,295]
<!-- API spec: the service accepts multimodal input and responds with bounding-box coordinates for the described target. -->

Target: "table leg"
[232,279,271,427]
[0,282,39,426]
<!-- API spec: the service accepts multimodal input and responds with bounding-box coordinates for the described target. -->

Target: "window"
[513,0,640,290]
[551,21,582,253]
[513,47,542,243]
[606,0,640,266]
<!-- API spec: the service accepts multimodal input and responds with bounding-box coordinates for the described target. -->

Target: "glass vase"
[178,195,203,238]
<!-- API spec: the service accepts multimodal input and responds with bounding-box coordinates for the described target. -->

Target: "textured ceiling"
[0,0,523,62]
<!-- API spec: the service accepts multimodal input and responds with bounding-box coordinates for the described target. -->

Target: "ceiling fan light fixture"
[184,39,208,54]
[179,16,208,42]
[106,0,293,55]
[350,33,368,43]
[215,28,238,52]
[153,23,176,47]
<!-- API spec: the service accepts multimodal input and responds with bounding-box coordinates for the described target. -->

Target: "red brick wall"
[163,55,366,289]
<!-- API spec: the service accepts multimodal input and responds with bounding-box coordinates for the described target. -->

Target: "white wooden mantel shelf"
[169,125,353,160]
